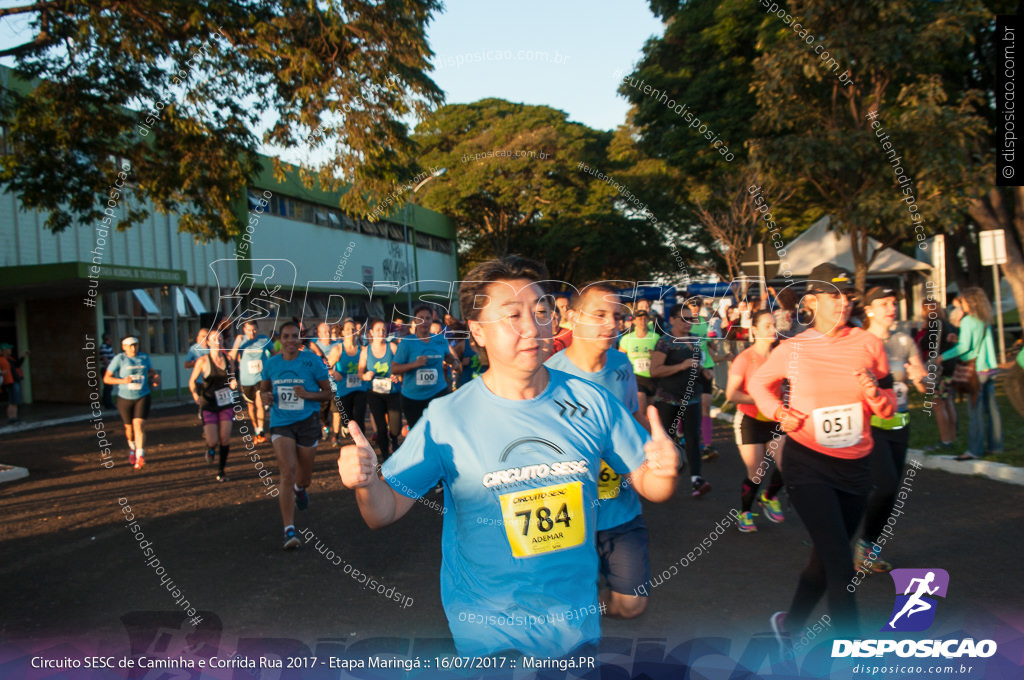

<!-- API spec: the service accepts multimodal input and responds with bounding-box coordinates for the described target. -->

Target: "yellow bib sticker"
[499,481,585,558]
[597,461,621,500]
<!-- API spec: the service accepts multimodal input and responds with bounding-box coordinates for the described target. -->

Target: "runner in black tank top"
[188,331,238,481]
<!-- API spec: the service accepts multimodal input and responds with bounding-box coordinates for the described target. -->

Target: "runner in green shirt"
[619,299,661,412]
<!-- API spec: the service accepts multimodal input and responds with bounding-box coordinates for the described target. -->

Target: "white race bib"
[214,387,234,407]
[247,359,263,375]
[811,402,863,448]
[277,385,304,411]
[124,374,144,391]
[893,382,909,411]
[345,373,361,389]
[635,357,651,373]
[372,377,393,394]
[415,368,439,386]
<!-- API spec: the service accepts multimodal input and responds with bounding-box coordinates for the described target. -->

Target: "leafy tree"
[958,0,1024,316]
[0,0,443,240]
[621,0,803,282]
[411,98,673,282]
[749,0,991,291]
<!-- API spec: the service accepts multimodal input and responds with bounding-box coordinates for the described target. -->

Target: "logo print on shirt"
[882,569,949,632]
[553,399,589,419]
[614,367,631,382]
[482,438,587,488]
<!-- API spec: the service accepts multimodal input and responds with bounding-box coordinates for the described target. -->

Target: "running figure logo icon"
[208,259,296,331]
[882,568,950,632]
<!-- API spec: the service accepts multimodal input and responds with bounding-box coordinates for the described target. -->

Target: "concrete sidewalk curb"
[0,399,194,436]
[910,450,1024,487]
[710,407,1024,487]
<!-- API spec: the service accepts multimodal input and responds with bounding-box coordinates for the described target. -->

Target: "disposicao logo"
[832,568,998,659]
[883,568,949,632]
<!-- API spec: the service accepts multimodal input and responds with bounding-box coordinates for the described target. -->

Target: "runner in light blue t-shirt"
[104,336,159,470]
[259,321,332,550]
[392,305,462,429]
[545,282,652,620]
[230,320,272,443]
[338,257,680,658]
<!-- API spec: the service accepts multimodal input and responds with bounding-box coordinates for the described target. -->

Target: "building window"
[102,287,204,356]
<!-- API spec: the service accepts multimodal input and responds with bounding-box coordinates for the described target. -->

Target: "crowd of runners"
[90,255,1023,660]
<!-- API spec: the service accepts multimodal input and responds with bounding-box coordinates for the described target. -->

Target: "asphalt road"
[1,405,1022,678]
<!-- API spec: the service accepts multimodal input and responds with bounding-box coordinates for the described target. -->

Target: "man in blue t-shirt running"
[545,282,653,620]
[231,320,273,443]
[338,256,680,658]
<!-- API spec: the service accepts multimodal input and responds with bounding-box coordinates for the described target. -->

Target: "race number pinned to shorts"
[214,387,234,407]
[499,481,585,558]
[247,359,263,375]
[597,461,621,499]
[635,358,651,374]
[415,367,438,386]
[811,402,863,448]
[277,385,303,411]
[345,373,362,389]
[893,381,909,411]
[372,377,393,394]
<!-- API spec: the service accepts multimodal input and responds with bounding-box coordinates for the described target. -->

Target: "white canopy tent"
[778,216,931,278]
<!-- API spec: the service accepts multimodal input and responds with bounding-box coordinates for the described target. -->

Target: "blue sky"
[425,0,665,132]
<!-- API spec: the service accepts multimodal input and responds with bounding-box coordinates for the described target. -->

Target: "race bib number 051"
[277,385,303,411]
[499,481,585,558]
[811,402,863,448]
[597,461,621,499]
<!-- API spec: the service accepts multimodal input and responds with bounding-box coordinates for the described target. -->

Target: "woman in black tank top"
[188,331,238,481]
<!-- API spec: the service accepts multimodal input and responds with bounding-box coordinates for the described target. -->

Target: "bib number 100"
[515,504,572,535]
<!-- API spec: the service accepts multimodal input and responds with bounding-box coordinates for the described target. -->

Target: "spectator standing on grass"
[0,343,28,425]
[938,287,1002,460]
[99,334,115,409]
[914,297,958,452]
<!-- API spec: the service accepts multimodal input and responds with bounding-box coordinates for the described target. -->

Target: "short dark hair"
[279,320,300,335]
[751,309,774,327]
[568,281,621,311]
[412,304,435,318]
[458,255,550,322]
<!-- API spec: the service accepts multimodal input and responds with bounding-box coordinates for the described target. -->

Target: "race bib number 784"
[499,481,585,558]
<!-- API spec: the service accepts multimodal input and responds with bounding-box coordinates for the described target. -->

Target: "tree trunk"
[969,190,1024,319]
